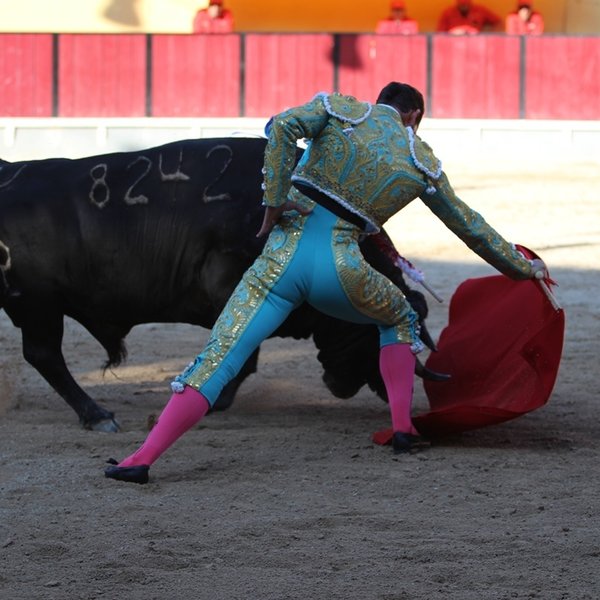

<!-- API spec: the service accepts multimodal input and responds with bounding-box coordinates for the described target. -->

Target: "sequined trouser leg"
[172,204,422,407]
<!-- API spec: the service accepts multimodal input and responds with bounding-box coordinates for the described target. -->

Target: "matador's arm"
[419,173,536,280]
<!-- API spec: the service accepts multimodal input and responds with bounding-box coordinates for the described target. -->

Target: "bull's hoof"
[105,463,149,484]
[89,417,121,433]
[392,432,431,455]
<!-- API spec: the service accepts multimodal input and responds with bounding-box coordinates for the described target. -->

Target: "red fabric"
[193,9,233,33]
[373,248,564,443]
[505,13,544,35]
[437,5,501,32]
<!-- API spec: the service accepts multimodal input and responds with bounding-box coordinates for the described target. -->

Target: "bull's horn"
[415,358,451,382]
[418,322,437,352]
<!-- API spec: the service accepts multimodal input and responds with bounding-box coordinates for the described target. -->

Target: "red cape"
[374,251,564,443]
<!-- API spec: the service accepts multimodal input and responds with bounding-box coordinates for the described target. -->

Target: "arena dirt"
[0,161,598,599]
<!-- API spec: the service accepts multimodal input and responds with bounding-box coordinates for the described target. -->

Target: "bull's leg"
[20,313,119,431]
[210,347,260,411]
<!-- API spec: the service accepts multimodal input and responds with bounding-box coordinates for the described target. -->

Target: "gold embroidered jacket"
[262,92,533,279]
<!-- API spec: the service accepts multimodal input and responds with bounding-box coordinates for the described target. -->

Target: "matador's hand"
[256,202,313,238]
[530,258,548,280]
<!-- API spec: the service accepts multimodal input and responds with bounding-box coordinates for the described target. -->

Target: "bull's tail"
[102,339,128,371]
[80,321,129,372]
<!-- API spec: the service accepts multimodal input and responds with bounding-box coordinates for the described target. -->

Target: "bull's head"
[314,229,449,403]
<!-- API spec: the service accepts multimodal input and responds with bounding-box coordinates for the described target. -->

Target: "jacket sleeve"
[262,95,330,208]
[419,172,533,280]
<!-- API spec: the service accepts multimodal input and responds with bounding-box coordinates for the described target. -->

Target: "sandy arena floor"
[0,159,598,599]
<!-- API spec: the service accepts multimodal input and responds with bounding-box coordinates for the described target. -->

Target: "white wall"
[1,118,599,168]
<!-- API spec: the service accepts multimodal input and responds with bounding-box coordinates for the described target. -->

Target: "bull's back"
[0,137,269,321]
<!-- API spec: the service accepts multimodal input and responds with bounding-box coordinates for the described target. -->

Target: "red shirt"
[505,12,544,35]
[193,9,234,34]
[376,18,419,34]
[437,4,501,32]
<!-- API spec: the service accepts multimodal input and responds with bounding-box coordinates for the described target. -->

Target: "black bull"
[0,137,437,432]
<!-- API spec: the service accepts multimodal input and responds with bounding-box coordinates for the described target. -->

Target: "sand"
[0,159,598,599]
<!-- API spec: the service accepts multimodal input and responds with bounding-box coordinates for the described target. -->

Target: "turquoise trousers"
[172,203,421,406]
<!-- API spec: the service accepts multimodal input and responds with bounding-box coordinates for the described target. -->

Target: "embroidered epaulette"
[406,127,442,194]
[317,93,372,125]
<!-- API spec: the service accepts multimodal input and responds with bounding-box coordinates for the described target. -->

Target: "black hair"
[376,82,425,121]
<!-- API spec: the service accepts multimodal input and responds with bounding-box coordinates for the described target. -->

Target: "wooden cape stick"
[535,271,562,311]
[419,280,444,303]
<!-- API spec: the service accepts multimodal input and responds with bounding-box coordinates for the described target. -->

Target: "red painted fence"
[431,35,521,118]
[151,34,241,117]
[337,35,428,104]
[244,34,335,116]
[525,36,600,120]
[0,33,598,119]
[0,34,53,116]
[58,34,147,117]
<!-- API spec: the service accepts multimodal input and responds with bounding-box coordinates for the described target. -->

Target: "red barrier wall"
[525,37,600,119]
[431,35,521,118]
[151,35,240,117]
[58,34,147,117]
[0,34,53,117]
[337,35,427,101]
[244,34,335,117]
[1,33,599,119]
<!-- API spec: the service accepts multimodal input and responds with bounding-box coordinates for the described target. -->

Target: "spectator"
[437,0,501,34]
[505,2,544,35]
[376,1,419,34]
[192,0,233,34]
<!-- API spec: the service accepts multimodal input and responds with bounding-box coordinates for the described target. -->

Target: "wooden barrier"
[337,34,427,101]
[431,35,521,118]
[244,34,334,117]
[58,34,147,117]
[151,34,241,117]
[0,34,53,117]
[0,33,599,119]
[525,36,600,119]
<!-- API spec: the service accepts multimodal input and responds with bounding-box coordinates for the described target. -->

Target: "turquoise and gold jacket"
[262,92,533,280]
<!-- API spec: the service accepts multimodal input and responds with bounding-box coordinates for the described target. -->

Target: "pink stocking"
[379,343,418,435]
[118,385,210,467]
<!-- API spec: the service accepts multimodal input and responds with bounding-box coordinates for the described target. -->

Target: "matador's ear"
[400,109,422,131]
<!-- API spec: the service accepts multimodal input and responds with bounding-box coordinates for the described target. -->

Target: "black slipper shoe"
[392,432,431,455]
[104,462,150,484]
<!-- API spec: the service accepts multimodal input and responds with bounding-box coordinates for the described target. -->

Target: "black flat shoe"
[392,432,431,455]
[104,462,150,484]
